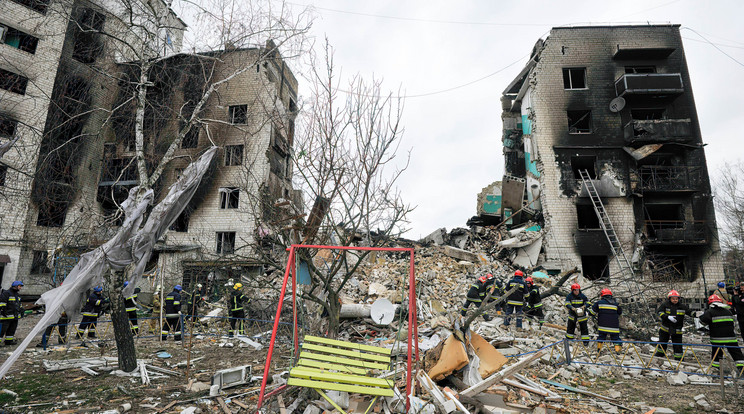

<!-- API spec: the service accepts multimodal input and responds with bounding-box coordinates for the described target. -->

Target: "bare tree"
[714,160,744,279]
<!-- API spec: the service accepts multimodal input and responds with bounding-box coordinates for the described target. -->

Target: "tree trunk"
[107,271,137,372]
[326,291,341,339]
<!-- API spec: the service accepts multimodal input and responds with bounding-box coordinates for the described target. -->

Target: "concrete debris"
[666,372,689,386]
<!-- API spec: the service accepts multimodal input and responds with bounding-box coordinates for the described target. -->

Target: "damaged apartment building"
[0,0,300,299]
[481,25,723,308]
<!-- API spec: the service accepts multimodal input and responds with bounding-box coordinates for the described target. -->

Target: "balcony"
[644,220,708,245]
[634,166,702,193]
[615,73,684,98]
[623,119,692,144]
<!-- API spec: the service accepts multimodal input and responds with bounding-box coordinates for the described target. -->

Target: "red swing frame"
[256,244,419,412]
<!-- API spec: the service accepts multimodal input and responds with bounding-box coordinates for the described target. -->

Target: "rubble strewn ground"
[2,227,743,413]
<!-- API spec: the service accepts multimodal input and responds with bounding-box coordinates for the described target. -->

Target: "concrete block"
[442,246,479,262]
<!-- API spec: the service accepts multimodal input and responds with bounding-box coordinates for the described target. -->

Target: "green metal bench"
[288,335,395,414]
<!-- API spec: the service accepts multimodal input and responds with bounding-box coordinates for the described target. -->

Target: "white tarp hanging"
[0,147,217,379]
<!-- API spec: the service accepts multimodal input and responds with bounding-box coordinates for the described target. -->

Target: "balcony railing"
[644,220,708,245]
[635,165,702,192]
[623,119,692,144]
[615,73,684,97]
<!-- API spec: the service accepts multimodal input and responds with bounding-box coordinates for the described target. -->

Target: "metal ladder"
[579,169,650,321]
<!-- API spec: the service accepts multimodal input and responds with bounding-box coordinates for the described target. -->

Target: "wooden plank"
[232,399,249,409]
[461,351,545,397]
[287,378,394,397]
[216,396,231,414]
[297,358,368,375]
[299,351,388,370]
[502,378,548,397]
[277,394,287,414]
[290,367,393,388]
[304,335,392,355]
[157,401,177,413]
[302,343,390,363]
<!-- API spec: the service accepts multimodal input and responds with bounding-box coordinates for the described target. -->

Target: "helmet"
[667,290,680,298]
[571,283,581,291]
[234,283,243,290]
[600,288,612,297]
[11,281,24,288]
[123,281,129,287]
[718,282,726,288]
[174,285,182,291]
[525,277,534,285]
[708,294,723,304]
[486,273,494,279]
[514,270,524,277]
[93,286,103,292]
[196,283,203,289]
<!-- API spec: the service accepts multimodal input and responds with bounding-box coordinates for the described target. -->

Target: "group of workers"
[0,279,252,346]
[462,271,744,370]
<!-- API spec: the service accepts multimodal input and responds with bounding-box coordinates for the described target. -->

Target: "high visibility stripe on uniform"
[533,303,543,308]
[565,334,575,339]
[82,313,97,317]
[711,316,734,323]
[95,300,101,306]
[166,313,179,318]
[710,337,738,343]
[507,300,523,306]
[598,326,620,334]
[598,305,617,311]
[126,308,137,312]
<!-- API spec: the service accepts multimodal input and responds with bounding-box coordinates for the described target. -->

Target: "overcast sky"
[188,1,744,239]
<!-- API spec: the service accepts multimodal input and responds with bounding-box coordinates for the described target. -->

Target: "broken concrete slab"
[442,245,479,263]
[422,228,447,245]
[666,372,688,386]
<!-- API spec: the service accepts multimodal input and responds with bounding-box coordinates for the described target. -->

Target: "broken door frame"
[256,244,419,413]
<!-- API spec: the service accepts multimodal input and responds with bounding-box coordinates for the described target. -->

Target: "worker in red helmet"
[589,288,623,353]
[524,277,544,328]
[460,272,499,321]
[503,270,528,329]
[699,294,744,373]
[565,283,590,345]
[654,290,692,361]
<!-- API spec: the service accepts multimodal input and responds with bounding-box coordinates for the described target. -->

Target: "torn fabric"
[0,135,20,159]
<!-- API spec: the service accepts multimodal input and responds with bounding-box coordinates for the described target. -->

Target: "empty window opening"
[181,124,199,148]
[0,165,7,186]
[216,231,236,254]
[576,204,600,229]
[170,208,191,232]
[31,250,51,274]
[0,68,29,95]
[224,144,243,166]
[37,199,68,227]
[571,155,597,179]
[0,117,18,138]
[229,105,247,124]
[563,68,587,89]
[1,26,39,54]
[631,108,665,120]
[219,187,239,209]
[8,0,50,14]
[625,66,656,74]
[567,110,592,134]
[581,255,610,281]
[72,8,106,64]
[648,254,689,282]
[645,203,683,222]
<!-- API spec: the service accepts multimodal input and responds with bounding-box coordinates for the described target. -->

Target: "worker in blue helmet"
[77,286,104,340]
[123,281,141,336]
[0,281,24,345]
[713,281,733,307]
[162,285,183,341]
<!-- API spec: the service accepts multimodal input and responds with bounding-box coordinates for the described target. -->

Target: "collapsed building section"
[483,25,724,308]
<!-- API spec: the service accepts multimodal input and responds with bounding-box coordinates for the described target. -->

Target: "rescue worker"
[714,281,733,307]
[149,285,162,334]
[589,288,623,353]
[77,286,104,339]
[162,285,183,341]
[186,283,204,323]
[0,281,24,345]
[565,283,590,345]
[123,281,141,336]
[654,290,691,361]
[733,282,744,337]
[460,273,497,321]
[524,276,544,328]
[229,283,248,337]
[37,312,68,348]
[503,270,527,329]
[699,294,744,374]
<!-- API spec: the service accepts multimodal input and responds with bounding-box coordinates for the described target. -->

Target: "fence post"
[564,338,572,365]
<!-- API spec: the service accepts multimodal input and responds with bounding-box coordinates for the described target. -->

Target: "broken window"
[648,254,689,282]
[581,256,609,281]
[36,197,68,227]
[181,123,199,149]
[567,110,592,134]
[1,25,39,54]
[31,250,51,274]
[0,117,18,138]
[72,8,106,64]
[8,0,49,13]
[571,155,597,179]
[631,108,665,120]
[576,204,600,229]
[625,66,656,74]
[0,68,29,95]
[219,187,239,209]
[228,105,248,124]
[562,68,587,89]
[216,231,236,254]
[170,208,191,232]
[0,165,7,186]
[224,145,243,166]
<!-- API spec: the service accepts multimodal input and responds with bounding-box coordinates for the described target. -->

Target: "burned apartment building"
[0,0,299,298]
[488,25,723,308]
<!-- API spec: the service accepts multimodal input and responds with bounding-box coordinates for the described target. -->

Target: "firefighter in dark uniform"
[77,286,104,339]
[565,283,590,344]
[654,290,691,361]
[460,273,497,321]
[186,283,204,323]
[699,294,744,374]
[0,281,24,345]
[589,288,623,353]
[732,282,744,338]
[503,270,527,329]
[524,276,544,328]
[123,281,141,336]
[229,283,248,337]
[162,285,183,341]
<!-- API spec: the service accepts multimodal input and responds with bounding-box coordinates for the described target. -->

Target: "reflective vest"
[700,305,738,345]
[164,291,182,317]
[81,293,103,317]
[589,297,622,333]
[0,288,21,320]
